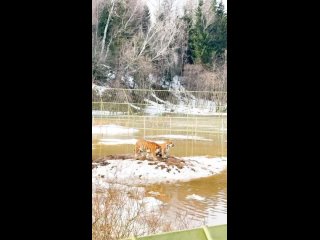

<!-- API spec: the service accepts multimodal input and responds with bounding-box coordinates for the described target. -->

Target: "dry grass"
[92,181,193,240]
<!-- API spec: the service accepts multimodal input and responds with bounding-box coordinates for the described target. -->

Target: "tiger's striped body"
[134,139,161,160]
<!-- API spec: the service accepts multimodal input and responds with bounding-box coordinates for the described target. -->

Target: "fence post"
[202,225,214,240]
[143,116,146,138]
[196,117,198,137]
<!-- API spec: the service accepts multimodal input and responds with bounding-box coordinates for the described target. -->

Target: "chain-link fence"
[92,88,227,158]
[92,88,227,116]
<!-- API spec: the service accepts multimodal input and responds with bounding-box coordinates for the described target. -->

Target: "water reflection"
[92,115,227,227]
[142,170,227,227]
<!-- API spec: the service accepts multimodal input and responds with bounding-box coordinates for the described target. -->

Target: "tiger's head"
[164,141,174,149]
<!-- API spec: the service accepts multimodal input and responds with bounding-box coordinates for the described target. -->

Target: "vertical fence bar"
[92,88,227,158]
[143,116,146,139]
[202,225,214,240]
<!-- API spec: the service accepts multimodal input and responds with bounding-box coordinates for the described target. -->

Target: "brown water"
[143,170,227,227]
[92,115,227,227]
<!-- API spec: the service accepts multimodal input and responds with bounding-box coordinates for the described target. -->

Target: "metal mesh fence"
[92,88,227,116]
[92,88,227,158]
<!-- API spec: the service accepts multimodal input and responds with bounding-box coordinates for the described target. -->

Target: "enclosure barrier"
[123,224,227,240]
[92,88,227,157]
[92,88,227,115]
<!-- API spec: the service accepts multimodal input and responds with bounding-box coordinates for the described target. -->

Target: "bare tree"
[96,0,186,88]
[99,0,115,61]
[182,52,227,112]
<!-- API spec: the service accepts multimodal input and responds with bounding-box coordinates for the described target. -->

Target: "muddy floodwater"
[92,115,227,227]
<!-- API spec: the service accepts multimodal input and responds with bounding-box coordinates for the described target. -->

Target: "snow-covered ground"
[92,182,162,212]
[92,124,226,184]
[92,110,125,116]
[144,102,218,116]
[92,75,226,116]
[146,76,221,115]
[92,182,164,237]
[92,83,109,96]
[92,156,227,186]
[143,76,219,116]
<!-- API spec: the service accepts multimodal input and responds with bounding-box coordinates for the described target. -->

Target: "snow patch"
[92,83,109,96]
[127,76,135,88]
[138,197,163,212]
[129,103,141,110]
[186,194,206,201]
[148,191,161,196]
[92,110,125,116]
[144,98,217,116]
[92,156,227,185]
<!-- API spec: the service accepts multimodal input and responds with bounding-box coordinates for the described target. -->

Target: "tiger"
[134,139,162,161]
[159,141,175,159]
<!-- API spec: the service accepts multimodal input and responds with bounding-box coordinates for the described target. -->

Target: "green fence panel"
[124,224,227,240]
[207,225,227,240]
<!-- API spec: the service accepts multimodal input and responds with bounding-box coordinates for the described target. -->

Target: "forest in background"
[92,0,227,93]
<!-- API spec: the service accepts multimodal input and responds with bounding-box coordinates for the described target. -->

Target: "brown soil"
[93,154,186,169]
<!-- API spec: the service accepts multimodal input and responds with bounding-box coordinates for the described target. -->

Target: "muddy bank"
[92,155,227,185]
[93,154,186,170]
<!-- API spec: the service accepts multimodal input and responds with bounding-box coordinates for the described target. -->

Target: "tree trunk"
[100,0,115,61]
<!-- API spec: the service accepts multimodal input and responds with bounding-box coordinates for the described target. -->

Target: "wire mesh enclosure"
[92,88,227,159]
[92,88,227,116]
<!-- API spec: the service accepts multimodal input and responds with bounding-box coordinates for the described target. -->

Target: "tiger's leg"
[144,149,151,159]
[162,147,167,159]
[156,148,161,160]
[152,152,158,161]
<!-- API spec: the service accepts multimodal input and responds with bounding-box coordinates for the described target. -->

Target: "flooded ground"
[92,115,227,227]
[93,115,227,158]
[142,169,227,227]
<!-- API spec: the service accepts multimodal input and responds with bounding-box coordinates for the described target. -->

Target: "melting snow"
[92,110,125,116]
[92,83,109,96]
[92,156,227,185]
[186,194,206,201]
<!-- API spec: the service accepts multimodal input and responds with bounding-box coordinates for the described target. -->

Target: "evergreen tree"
[188,0,207,64]
[208,1,227,62]
[181,7,193,68]
[186,0,227,66]
[97,4,112,38]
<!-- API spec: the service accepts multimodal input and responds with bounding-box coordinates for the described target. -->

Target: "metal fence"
[92,88,227,116]
[123,224,227,240]
[92,88,227,158]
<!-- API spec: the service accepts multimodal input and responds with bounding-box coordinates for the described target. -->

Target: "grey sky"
[145,0,227,12]
[144,0,227,23]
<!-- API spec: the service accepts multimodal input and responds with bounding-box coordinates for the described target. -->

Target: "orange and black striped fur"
[134,139,162,160]
[159,141,175,159]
